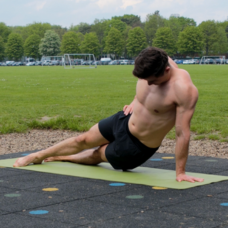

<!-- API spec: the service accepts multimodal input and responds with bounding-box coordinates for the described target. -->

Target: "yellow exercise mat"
[1,158,228,189]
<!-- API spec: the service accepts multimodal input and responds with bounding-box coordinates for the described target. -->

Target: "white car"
[26,62,35,66]
[120,59,130,65]
[183,59,195,64]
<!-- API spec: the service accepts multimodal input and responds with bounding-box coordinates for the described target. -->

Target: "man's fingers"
[194,177,204,182]
[176,176,204,183]
[123,105,128,111]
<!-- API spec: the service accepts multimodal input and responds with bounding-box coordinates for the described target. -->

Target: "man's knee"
[74,133,95,149]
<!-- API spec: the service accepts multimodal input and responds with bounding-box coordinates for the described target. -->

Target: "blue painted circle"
[150,159,163,161]
[29,210,49,215]
[109,183,126,187]
[220,203,228,206]
[22,153,30,156]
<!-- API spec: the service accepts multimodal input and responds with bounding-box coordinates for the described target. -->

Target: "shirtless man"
[14,47,203,183]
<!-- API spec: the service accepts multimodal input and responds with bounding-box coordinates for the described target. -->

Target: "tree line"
[0,12,228,61]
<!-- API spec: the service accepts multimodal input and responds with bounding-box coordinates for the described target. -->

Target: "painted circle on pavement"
[126,195,144,199]
[22,153,30,156]
[152,187,167,190]
[42,188,59,192]
[150,159,163,161]
[220,203,228,206]
[109,183,126,187]
[162,157,175,159]
[4,194,21,197]
[29,210,49,215]
[205,159,218,162]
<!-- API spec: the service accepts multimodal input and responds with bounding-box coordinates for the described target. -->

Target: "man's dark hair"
[133,47,169,79]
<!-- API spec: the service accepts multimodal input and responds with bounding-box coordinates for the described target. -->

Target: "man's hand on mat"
[176,173,204,183]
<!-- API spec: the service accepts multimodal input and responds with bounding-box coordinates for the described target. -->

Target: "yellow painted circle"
[152,187,167,190]
[162,157,174,159]
[42,188,59,192]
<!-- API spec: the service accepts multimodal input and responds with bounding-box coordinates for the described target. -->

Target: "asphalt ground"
[1,151,228,228]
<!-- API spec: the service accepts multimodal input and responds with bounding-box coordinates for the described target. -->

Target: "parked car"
[109,60,120,65]
[130,60,135,65]
[51,60,59,65]
[35,61,42,66]
[6,61,14,66]
[92,61,101,65]
[17,62,24,66]
[26,62,35,66]
[42,60,52,66]
[193,59,200,64]
[183,59,196,64]
[120,59,130,65]
[174,59,183,64]
[0,62,6,66]
[204,58,215,64]
[215,59,225,64]
[87,61,93,65]
[101,61,110,65]
[82,61,89,65]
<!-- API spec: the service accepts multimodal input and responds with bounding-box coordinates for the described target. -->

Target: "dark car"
[82,61,89,65]
[205,59,215,64]
[92,61,101,65]
[52,60,59,66]
[15,62,24,66]
[35,61,42,66]
[215,59,225,64]
[101,61,110,65]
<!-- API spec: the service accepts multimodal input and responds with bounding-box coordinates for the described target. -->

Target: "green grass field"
[0,65,228,141]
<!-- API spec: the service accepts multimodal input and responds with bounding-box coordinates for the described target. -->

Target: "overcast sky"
[0,0,228,27]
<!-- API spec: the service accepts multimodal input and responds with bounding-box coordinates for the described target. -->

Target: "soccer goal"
[41,56,63,66]
[200,56,226,65]
[63,54,97,69]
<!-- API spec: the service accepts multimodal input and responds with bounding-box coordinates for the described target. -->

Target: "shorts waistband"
[125,114,159,153]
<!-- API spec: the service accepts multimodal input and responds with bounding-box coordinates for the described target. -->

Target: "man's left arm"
[175,82,204,183]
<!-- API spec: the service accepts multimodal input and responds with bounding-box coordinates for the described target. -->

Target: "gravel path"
[1,129,228,159]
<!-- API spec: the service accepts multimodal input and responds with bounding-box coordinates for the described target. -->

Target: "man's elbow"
[176,130,190,143]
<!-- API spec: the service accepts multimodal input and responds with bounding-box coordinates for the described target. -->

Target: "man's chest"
[136,82,176,114]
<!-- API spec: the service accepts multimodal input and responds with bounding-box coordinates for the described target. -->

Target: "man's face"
[145,66,171,85]
[145,75,168,85]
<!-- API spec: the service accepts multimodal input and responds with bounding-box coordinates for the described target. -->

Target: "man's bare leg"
[13,124,109,167]
[44,145,108,165]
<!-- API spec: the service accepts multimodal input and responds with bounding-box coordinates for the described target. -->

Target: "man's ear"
[165,66,170,72]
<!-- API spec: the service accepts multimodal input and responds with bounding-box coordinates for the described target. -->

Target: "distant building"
[170,14,180,18]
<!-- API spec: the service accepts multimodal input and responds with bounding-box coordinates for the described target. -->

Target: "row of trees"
[1,12,228,61]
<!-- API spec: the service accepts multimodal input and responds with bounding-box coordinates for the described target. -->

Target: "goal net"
[63,54,97,69]
[200,56,226,65]
[41,56,63,66]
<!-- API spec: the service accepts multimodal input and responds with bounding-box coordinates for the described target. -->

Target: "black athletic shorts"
[98,111,159,170]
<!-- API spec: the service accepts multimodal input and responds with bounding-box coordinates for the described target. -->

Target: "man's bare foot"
[13,153,43,167]
[44,156,62,162]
